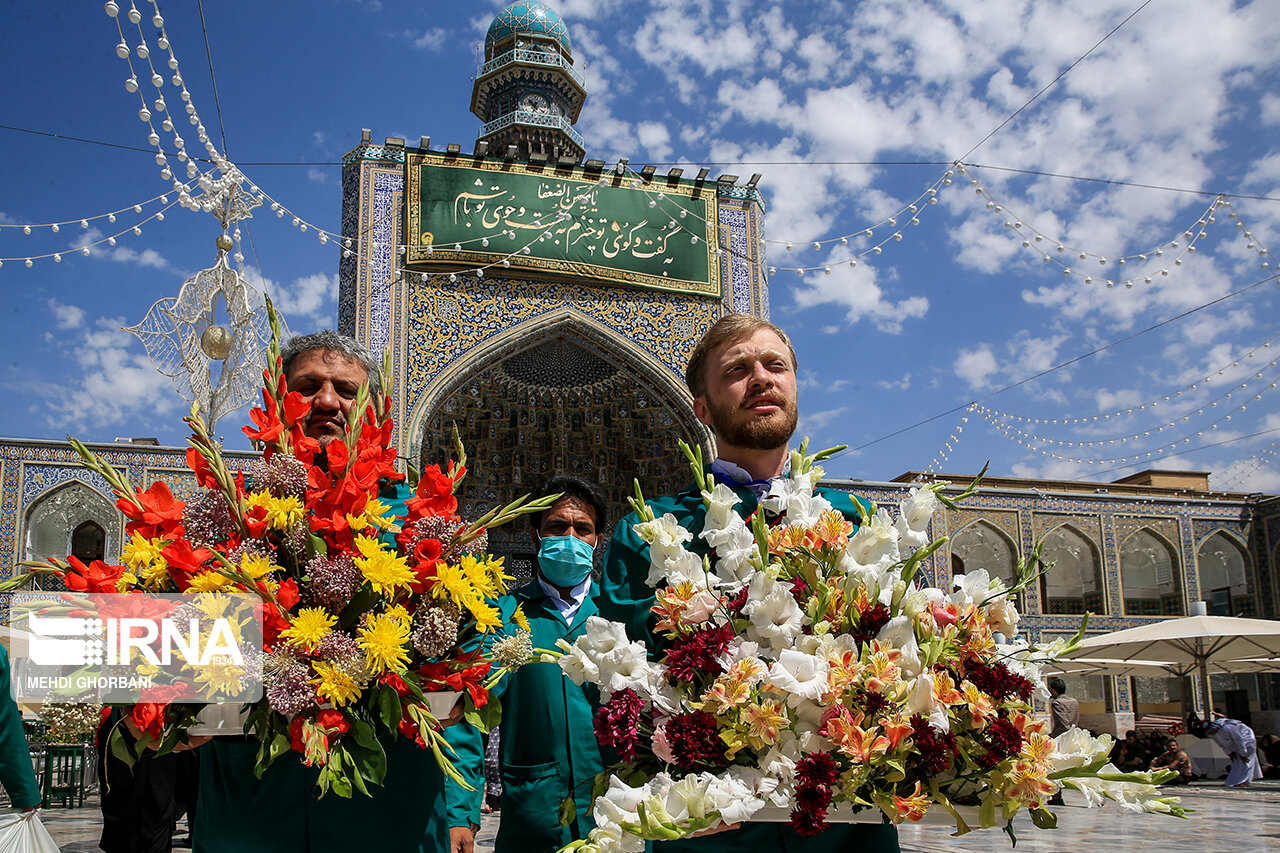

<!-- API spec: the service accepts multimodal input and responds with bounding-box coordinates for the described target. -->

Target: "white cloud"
[955,345,999,390]
[48,299,85,330]
[246,268,337,330]
[634,121,672,160]
[1262,94,1280,125]
[875,373,911,391]
[40,317,182,432]
[307,167,328,184]
[412,27,447,51]
[798,406,849,434]
[791,260,929,333]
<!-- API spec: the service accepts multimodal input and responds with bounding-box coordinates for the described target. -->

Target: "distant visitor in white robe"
[1206,716,1263,787]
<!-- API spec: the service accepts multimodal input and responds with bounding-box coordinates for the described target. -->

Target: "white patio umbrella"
[1064,614,1280,717]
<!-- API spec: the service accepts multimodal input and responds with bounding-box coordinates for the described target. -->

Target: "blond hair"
[684,314,797,398]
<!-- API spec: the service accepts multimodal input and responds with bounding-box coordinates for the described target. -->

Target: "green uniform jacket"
[599,475,900,853]
[450,582,608,853]
[0,645,40,809]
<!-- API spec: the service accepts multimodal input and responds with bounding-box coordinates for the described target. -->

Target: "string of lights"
[973,332,1280,427]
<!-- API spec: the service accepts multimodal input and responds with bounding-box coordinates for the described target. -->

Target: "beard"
[705,392,798,451]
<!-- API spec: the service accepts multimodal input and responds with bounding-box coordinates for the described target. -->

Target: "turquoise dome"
[485,2,572,55]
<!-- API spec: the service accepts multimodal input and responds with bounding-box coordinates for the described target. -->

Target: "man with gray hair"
[196,330,482,853]
[279,330,382,445]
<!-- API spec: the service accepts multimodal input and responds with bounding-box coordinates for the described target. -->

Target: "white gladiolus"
[894,514,930,549]
[907,672,950,732]
[764,649,830,704]
[707,768,767,823]
[579,616,632,654]
[701,484,743,534]
[844,507,900,572]
[898,486,939,532]
[1052,728,1116,771]
[742,574,805,650]
[557,644,599,685]
[597,642,664,700]
[876,615,923,677]
[952,568,1006,606]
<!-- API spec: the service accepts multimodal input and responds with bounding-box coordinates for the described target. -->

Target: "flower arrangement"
[552,442,1187,852]
[6,304,553,797]
[36,701,105,744]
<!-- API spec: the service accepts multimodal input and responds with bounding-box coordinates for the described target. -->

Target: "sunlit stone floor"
[37,781,1280,852]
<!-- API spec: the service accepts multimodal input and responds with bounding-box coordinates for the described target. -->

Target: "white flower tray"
[749,803,980,827]
[187,703,248,736]
[424,690,463,720]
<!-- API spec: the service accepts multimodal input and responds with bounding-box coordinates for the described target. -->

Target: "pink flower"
[652,722,675,763]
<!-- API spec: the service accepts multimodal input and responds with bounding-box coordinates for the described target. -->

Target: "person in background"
[451,475,611,852]
[0,644,40,812]
[1147,736,1193,785]
[1258,733,1280,779]
[1046,677,1079,805]
[1047,677,1079,736]
[1112,730,1148,772]
[1205,714,1262,788]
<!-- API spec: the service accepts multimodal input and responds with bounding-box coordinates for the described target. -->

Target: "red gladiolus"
[58,556,125,593]
[160,540,215,590]
[405,465,458,519]
[243,393,285,444]
[186,447,218,489]
[119,482,185,540]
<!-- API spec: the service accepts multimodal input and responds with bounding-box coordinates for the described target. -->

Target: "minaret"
[471,2,586,164]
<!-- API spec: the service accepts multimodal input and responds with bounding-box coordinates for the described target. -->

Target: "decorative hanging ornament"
[124,233,276,433]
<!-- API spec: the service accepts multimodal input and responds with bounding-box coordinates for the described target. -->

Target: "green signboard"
[404,153,720,297]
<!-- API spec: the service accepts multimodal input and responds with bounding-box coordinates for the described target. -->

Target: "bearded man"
[598,314,900,853]
[195,331,482,853]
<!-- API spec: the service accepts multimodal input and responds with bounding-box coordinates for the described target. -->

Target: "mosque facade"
[0,1,1277,735]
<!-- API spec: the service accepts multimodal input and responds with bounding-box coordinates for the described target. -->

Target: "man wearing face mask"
[449,474,610,852]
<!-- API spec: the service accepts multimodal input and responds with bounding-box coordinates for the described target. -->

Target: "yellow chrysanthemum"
[354,535,416,596]
[363,498,398,530]
[239,553,276,580]
[262,495,305,531]
[430,562,478,610]
[187,571,235,593]
[281,607,337,651]
[121,531,166,572]
[461,554,512,599]
[311,660,362,707]
[138,560,171,589]
[358,613,412,673]
[194,661,247,697]
[511,605,530,632]
[469,600,503,634]
[385,604,412,629]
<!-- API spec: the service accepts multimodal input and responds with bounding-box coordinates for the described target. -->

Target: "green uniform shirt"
[0,645,40,810]
[448,581,608,853]
[598,473,900,853]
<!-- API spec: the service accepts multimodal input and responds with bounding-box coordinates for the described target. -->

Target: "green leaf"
[1029,806,1058,830]
[464,696,502,735]
[558,795,577,827]
[376,684,402,732]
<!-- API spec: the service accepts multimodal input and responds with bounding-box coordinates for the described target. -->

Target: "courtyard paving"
[29,780,1280,852]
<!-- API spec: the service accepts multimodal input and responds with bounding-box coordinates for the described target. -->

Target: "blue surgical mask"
[537,535,595,587]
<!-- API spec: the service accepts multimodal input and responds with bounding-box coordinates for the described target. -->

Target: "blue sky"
[1,0,1278,491]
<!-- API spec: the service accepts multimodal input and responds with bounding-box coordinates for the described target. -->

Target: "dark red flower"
[593,688,645,761]
[787,806,829,836]
[795,752,839,787]
[663,710,724,771]
[664,623,734,683]
[908,713,957,775]
[851,604,890,648]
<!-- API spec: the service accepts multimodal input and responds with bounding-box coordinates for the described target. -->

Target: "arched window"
[1040,525,1105,615]
[1197,532,1252,616]
[71,520,106,564]
[24,482,119,592]
[1120,529,1182,616]
[950,521,1018,589]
